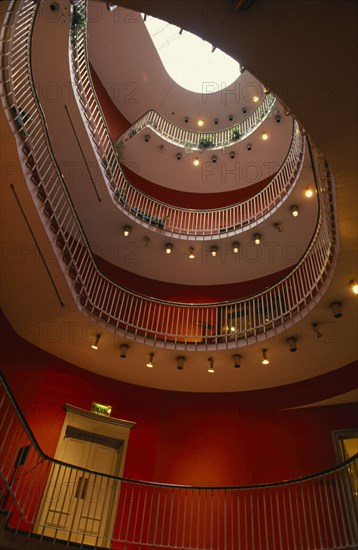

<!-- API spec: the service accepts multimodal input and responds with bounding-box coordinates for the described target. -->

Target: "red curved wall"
[1,310,357,486]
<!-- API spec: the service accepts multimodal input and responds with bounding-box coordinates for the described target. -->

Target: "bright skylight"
[142,15,241,94]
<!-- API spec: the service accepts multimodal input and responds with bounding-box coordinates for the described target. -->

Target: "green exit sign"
[91,402,112,416]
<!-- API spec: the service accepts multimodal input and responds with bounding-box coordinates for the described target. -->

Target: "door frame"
[35,404,136,546]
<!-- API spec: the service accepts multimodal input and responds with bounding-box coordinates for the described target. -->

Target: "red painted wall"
[1,310,357,487]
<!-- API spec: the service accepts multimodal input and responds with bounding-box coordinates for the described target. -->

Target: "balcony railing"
[1,371,357,550]
[116,93,277,151]
[0,0,338,350]
[70,0,303,239]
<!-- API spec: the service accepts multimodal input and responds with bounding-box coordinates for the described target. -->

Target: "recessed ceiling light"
[197,120,204,127]
[165,243,173,254]
[261,349,270,365]
[290,205,299,217]
[254,233,261,245]
[305,187,313,198]
[211,246,218,257]
[253,96,259,103]
[123,225,131,237]
[189,247,195,259]
[193,158,200,166]
[262,132,269,141]
[232,242,239,254]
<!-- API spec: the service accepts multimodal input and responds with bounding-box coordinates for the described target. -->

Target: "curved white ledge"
[0,0,339,352]
[69,2,304,239]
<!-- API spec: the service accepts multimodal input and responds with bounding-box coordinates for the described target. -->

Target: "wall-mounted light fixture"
[208,357,215,373]
[233,354,241,368]
[287,337,297,353]
[91,334,101,350]
[290,205,299,217]
[254,233,261,245]
[349,280,358,295]
[146,352,154,368]
[123,225,131,237]
[330,301,342,318]
[165,243,173,254]
[261,349,269,365]
[176,356,185,370]
[120,344,129,358]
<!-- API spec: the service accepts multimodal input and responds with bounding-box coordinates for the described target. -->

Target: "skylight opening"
[142,15,241,95]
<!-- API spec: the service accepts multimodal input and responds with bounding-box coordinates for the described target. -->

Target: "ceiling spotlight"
[208,357,215,373]
[144,236,150,247]
[144,134,150,142]
[305,187,313,198]
[189,247,195,259]
[246,143,252,151]
[193,157,200,166]
[230,151,236,159]
[120,344,129,358]
[287,337,297,353]
[232,242,239,254]
[290,205,299,217]
[253,96,259,103]
[275,114,281,123]
[123,225,131,237]
[146,352,154,368]
[242,106,247,114]
[273,222,283,232]
[262,132,269,141]
[228,114,234,121]
[211,155,217,163]
[261,349,269,365]
[254,233,261,245]
[91,334,101,350]
[264,87,270,94]
[349,280,358,295]
[165,243,173,254]
[233,354,241,368]
[184,116,189,123]
[211,246,218,257]
[176,356,185,370]
[214,118,219,125]
[197,119,204,127]
[176,152,182,160]
[330,301,342,319]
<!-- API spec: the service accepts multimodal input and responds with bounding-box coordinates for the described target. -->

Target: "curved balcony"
[69,1,304,239]
[0,0,338,351]
[1,373,358,550]
[116,92,277,151]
